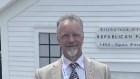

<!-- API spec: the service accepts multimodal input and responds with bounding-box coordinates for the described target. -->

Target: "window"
[39,33,62,67]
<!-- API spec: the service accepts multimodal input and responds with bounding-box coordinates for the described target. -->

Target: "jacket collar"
[84,56,95,79]
[51,58,62,79]
[51,56,95,79]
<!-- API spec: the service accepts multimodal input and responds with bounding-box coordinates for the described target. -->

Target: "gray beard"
[67,49,78,57]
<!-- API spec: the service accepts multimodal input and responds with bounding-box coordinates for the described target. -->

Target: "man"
[34,14,111,79]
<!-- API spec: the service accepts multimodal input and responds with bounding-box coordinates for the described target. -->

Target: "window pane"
[50,45,61,57]
[51,58,60,63]
[39,45,49,56]
[50,33,58,44]
[39,58,49,67]
[39,33,62,66]
[39,33,49,44]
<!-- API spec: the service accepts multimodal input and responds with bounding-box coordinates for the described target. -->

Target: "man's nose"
[69,35,75,42]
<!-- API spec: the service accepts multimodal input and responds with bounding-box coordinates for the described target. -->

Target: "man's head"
[57,14,84,61]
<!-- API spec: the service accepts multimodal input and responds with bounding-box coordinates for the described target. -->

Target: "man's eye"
[62,35,69,38]
[73,34,80,38]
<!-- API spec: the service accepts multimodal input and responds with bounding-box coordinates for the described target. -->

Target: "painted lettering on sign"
[96,27,140,48]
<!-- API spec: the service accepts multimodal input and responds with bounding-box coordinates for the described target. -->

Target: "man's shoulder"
[85,56,107,67]
[38,59,61,72]
[89,59,109,71]
[92,59,107,67]
[86,58,111,79]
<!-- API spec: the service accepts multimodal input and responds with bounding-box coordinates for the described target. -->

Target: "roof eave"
[0,0,16,12]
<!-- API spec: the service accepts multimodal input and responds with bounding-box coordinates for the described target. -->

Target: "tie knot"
[70,62,78,69]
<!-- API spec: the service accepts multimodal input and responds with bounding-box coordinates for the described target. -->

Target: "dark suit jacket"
[34,56,111,79]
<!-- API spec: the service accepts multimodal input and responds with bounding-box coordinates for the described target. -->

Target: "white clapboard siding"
[18,11,140,17]
[106,62,140,72]
[9,52,34,57]
[8,21,56,27]
[10,76,33,79]
[9,37,34,42]
[7,0,140,79]
[83,47,140,53]
[9,42,34,46]
[10,61,34,67]
[8,32,33,36]
[35,0,140,5]
[86,53,140,59]
[10,71,34,76]
[8,27,33,31]
[9,47,34,51]
[84,33,96,37]
[10,66,35,71]
[9,57,34,62]
[8,21,140,27]
[9,16,140,22]
[111,72,140,79]
[10,66,34,72]
[26,6,140,12]
[84,22,140,26]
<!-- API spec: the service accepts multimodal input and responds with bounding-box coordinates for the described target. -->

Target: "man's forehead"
[57,19,83,34]
[60,19,79,24]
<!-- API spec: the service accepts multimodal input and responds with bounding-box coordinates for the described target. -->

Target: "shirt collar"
[62,54,84,70]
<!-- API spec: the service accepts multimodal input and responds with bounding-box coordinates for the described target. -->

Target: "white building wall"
[7,0,140,79]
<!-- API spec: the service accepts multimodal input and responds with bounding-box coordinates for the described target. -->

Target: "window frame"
[34,27,57,68]
[39,33,61,67]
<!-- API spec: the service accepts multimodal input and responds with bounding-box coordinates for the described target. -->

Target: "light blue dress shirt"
[62,54,85,79]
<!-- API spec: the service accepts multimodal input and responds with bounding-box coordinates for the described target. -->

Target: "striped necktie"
[69,62,79,79]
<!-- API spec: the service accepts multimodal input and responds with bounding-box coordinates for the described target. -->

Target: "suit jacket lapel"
[51,58,62,79]
[84,56,95,79]
[50,56,96,79]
